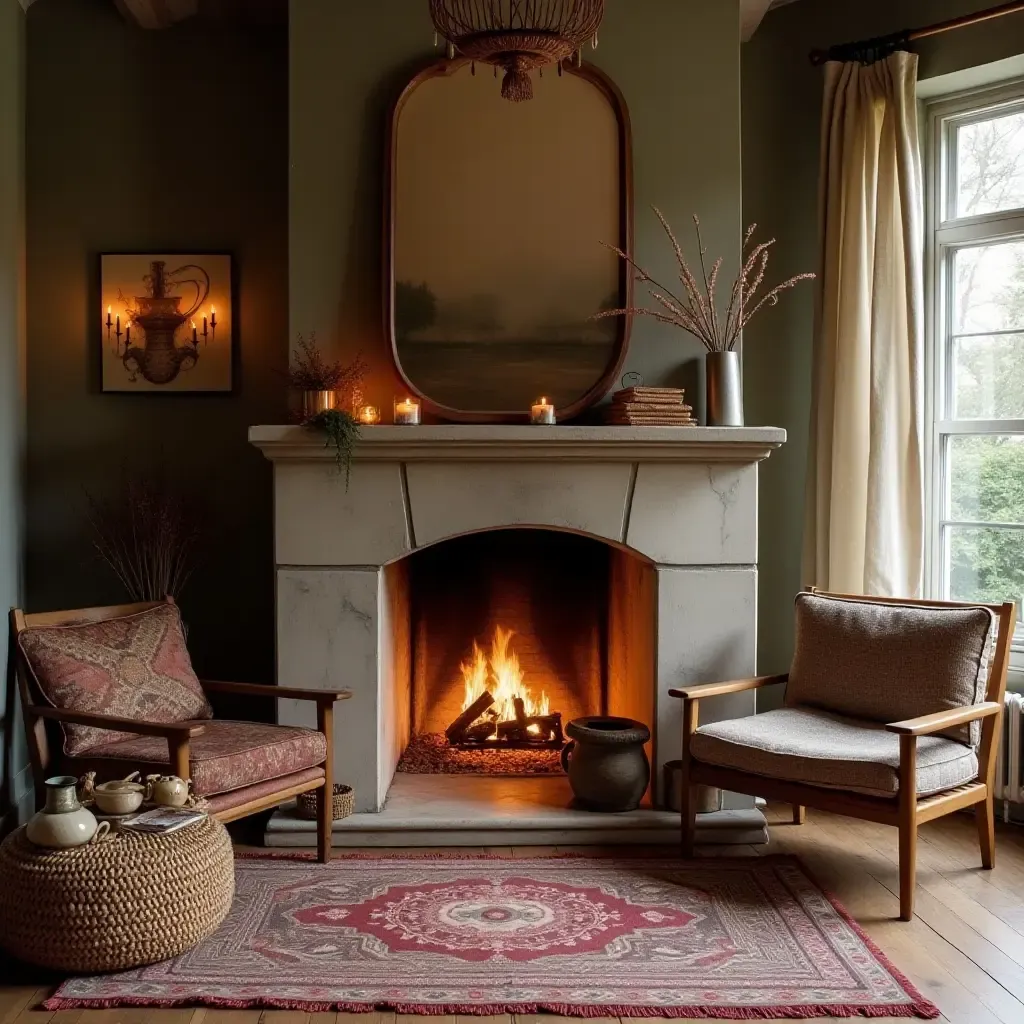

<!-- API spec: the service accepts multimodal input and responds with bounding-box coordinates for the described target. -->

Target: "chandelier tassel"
[501,58,534,102]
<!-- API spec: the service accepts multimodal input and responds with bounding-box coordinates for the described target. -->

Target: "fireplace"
[393,529,652,777]
[253,423,784,845]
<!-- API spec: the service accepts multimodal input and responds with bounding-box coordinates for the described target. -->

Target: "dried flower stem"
[287,332,367,394]
[595,208,815,352]
[86,474,201,602]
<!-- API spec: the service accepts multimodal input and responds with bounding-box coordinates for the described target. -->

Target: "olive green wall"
[289,0,743,413]
[0,0,27,828]
[743,0,1024,704]
[24,0,289,685]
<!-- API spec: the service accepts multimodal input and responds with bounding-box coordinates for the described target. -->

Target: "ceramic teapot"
[145,774,190,807]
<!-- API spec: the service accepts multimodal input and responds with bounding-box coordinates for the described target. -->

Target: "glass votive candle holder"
[530,396,556,425]
[357,404,381,425]
[394,397,421,425]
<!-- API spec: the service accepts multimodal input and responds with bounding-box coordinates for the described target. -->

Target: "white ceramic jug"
[26,776,105,848]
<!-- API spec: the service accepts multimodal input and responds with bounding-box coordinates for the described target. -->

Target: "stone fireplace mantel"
[249,424,785,464]
[250,423,785,847]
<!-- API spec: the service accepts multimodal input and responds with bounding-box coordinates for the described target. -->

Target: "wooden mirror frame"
[383,58,634,424]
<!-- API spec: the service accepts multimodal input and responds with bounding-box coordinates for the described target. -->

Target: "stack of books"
[605,387,697,426]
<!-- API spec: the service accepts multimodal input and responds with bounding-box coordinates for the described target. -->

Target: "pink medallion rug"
[47,854,939,1019]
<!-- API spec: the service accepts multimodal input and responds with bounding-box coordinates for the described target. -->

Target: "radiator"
[996,692,1024,819]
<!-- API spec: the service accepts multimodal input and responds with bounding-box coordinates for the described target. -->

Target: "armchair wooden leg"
[792,804,806,825]
[680,698,698,858]
[977,794,996,870]
[681,784,697,857]
[317,702,334,864]
[898,735,918,921]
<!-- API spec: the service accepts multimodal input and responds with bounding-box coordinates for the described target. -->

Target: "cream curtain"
[803,51,925,597]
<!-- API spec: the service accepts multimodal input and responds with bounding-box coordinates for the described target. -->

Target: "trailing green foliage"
[305,409,360,487]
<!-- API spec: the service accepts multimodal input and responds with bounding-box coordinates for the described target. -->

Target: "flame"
[461,625,549,724]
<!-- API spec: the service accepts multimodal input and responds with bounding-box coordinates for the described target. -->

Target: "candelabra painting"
[100,253,233,392]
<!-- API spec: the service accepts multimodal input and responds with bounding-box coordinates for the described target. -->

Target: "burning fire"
[461,625,550,726]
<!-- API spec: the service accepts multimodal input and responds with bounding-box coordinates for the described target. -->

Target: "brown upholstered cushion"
[785,592,995,744]
[18,603,213,756]
[75,719,328,795]
[690,707,978,799]
[204,766,325,814]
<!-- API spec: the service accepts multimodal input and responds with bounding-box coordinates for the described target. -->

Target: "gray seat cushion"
[690,707,978,799]
[785,592,995,745]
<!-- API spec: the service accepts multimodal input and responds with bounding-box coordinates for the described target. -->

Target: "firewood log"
[464,721,498,743]
[445,691,495,744]
[514,697,528,731]
[496,719,525,741]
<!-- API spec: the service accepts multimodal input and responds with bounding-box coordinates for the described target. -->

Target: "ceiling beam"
[113,0,198,30]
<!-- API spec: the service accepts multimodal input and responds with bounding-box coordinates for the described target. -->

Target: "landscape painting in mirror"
[388,60,631,420]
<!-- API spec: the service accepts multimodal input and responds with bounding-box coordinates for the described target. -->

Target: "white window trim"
[923,78,1024,682]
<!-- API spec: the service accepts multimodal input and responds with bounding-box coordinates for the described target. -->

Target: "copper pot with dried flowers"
[287,333,367,484]
[596,209,815,426]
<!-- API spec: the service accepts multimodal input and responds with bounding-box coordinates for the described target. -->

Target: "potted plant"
[287,332,366,420]
[597,210,815,426]
[287,333,367,484]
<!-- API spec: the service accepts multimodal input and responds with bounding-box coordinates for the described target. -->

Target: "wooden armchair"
[10,600,350,862]
[671,590,1016,921]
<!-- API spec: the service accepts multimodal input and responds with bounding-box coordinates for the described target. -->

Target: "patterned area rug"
[47,854,939,1019]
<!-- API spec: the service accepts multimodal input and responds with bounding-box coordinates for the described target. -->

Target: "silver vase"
[705,350,744,427]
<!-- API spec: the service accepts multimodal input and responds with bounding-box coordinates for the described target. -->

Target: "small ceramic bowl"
[93,780,145,815]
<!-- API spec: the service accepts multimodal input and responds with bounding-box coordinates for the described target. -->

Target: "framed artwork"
[100,253,234,393]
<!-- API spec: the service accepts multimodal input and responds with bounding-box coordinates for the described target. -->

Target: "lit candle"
[358,405,381,425]
[115,314,121,334]
[124,321,130,343]
[202,313,208,340]
[394,397,421,425]
[210,306,217,329]
[191,320,198,344]
[105,305,113,330]
[530,396,556,425]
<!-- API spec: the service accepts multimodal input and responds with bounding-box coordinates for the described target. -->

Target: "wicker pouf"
[0,814,234,973]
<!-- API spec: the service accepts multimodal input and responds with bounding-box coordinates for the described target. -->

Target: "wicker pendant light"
[429,0,605,102]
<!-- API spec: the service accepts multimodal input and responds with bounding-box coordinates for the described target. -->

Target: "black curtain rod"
[810,0,1024,66]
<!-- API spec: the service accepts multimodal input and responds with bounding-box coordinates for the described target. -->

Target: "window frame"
[924,79,1024,672]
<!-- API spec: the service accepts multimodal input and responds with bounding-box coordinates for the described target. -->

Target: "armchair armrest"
[27,705,206,740]
[669,674,788,701]
[886,702,1002,736]
[200,680,352,705]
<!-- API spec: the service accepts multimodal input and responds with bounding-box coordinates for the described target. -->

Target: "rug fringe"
[41,995,941,1018]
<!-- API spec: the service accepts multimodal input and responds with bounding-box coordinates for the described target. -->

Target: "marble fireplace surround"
[250,424,785,842]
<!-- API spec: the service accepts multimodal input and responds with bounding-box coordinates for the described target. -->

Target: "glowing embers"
[445,626,564,750]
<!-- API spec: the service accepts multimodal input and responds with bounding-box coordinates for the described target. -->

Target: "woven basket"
[296,784,354,821]
[0,814,234,973]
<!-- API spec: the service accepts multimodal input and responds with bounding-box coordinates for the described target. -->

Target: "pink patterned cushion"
[18,603,213,756]
[77,720,328,795]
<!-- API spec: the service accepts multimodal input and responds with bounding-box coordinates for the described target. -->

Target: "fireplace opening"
[391,528,654,779]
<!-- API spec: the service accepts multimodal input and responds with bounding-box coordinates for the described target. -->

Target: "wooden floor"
[3,802,1024,1024]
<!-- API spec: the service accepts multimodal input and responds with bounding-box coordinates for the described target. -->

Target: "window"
[926,83,1024,657]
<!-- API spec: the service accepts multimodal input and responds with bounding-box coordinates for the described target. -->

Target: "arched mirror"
[385,59,632,422]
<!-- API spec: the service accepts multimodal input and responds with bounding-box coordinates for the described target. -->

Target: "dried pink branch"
[597,209,815,352]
